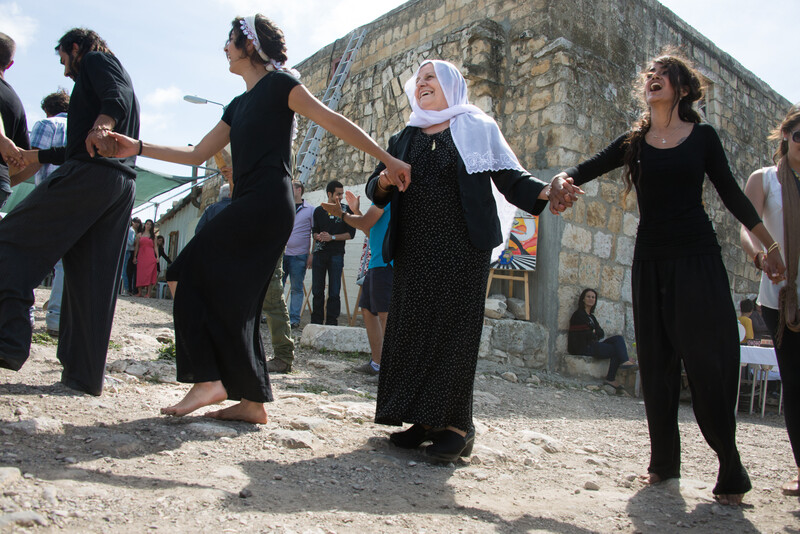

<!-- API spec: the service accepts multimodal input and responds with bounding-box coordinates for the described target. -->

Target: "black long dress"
[375,128,490,432]
[166,71,300,403]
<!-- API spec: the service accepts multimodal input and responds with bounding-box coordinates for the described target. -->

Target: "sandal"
[603,380,625,392]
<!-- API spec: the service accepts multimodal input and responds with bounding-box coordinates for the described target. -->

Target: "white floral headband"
[239,16,285,71]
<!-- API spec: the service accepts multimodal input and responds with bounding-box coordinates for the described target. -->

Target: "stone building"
[292,0,791,371]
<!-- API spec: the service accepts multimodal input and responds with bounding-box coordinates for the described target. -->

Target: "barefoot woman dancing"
[550,52,785,504]
[110,15,409,423]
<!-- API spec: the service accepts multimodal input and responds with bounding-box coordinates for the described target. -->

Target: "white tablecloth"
[740,345,778,367]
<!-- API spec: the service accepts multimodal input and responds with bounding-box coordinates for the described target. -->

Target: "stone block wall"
[291,0,791,370]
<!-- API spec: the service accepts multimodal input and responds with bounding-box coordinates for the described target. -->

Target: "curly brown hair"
[769,103,800,164]
[621,50,704,200]
[41,89,70,116]
[229,15,288,68]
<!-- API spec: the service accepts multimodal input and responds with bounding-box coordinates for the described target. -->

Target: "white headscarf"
[404,60,524,260]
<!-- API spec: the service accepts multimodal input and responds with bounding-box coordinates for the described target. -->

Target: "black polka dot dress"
[375,128,489,432]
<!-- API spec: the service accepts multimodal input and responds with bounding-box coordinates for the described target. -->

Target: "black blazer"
[365,126,549,263]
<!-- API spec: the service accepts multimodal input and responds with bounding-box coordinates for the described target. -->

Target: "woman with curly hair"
[109,14,409,424]
[740,103,800,496]
[549,52,785,505]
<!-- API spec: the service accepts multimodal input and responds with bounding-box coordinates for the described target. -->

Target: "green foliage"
[31,332,57,345]
[157,341,176,361]
[108,340,123,351]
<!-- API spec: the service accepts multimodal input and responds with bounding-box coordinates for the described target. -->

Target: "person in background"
[133,219,158,298]
[740,103,800,497]
[568,288,637,391]
[322,190,391,378]
[195,182,231,235]
[126,217,141,294]
[156,235,172,270]
[29,90,69,336]
[282,180,314,328]
[749,299,771,340]
[737,299,755,343]
[310,180,356,325]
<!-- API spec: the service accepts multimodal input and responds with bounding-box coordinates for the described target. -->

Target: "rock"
[487,293,507,303]
[306,359,350,373]
[122,332,162,350]
[506,297,527,320]
[527,374,541,386]
[491,320,549,368]
[124,363,148,377]
[269,430,315,450]
[0,467,21,487]
[238,489,252,498]
[484,298,507,319]
[154,328,175,343]
[561,354,608,379]
[13,406,27,416]
[300,325,370,354]
[0,511,47,528]
[317,405,346,420]
[186,422,238,438]
[92,433,143,456]
[289,417,330,433]
[9,417,63,435]
[519,431,563,453]
[500,371,518,383]
[473,391,501,405]
[106,360,128,373]
[584,480,600,491]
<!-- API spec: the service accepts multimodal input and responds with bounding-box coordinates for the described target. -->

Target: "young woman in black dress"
[549,53,785,504]
[110,15,409,424]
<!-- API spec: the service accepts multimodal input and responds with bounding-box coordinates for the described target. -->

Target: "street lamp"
[183,95,225,108]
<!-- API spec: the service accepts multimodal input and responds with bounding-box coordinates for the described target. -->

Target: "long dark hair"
[769,103,800,164]
[621,50,704,200]
[577,288,598,315]
[229,15,288,68]
[56,28,113,72]
[141,219,156,240]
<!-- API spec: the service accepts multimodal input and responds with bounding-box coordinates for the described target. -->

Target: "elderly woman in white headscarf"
[366,60,565,462]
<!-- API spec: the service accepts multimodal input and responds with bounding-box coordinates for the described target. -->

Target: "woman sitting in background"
[568,288,636,391]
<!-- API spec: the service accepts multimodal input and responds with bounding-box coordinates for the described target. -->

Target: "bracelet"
[89,125,112,133]
[767,242,781,254]
[753,251,765,271]
[138,140,143,156]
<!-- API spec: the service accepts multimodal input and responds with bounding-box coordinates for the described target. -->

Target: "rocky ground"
[0,289,797,533]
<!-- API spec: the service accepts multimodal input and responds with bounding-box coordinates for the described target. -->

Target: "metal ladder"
[295,28,367,184]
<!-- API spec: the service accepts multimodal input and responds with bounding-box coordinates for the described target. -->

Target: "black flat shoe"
[425,429,475,462]
[390,424,432,449]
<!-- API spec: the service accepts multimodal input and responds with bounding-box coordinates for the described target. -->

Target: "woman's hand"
[345,190,360,214]
[381,156,411,192]
[106,132,140,158]
[548,172,584,215]
[320,201,343,218]
[763,247,787,284]
[0,135,24,168]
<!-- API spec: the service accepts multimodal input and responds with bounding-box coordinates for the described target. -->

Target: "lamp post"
[183,95,225,108]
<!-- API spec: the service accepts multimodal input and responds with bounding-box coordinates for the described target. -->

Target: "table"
[738,345,780,418]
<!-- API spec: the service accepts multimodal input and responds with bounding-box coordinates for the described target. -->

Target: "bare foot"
[715,493,744,506]
[204,400,268,424]
[161,381,227,416]
[782,476,800,496]
[639,472,662,484]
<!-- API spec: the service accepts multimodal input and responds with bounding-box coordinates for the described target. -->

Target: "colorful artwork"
[491,216,538,271]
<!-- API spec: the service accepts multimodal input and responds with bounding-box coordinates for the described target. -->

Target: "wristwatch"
[332,235,336,241]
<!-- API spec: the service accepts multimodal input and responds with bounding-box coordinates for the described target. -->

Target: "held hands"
[86,128,118,158]
[104,132,140,158]
[0,136,25,169]
[762,249,787,284]
[547,172,585,215]
[380,156,411,192]
[316,231,333,243]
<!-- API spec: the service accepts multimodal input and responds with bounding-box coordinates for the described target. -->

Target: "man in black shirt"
[311,180,356,325]
[0,29,139,396]
[0,32,31,207]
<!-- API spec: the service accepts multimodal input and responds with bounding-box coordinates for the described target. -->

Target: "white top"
[757,166,800,309]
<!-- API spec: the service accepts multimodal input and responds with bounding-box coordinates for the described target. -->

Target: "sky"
[1,0,797,216]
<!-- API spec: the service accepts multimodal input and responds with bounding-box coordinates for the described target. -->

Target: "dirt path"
[0,289,797,533]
